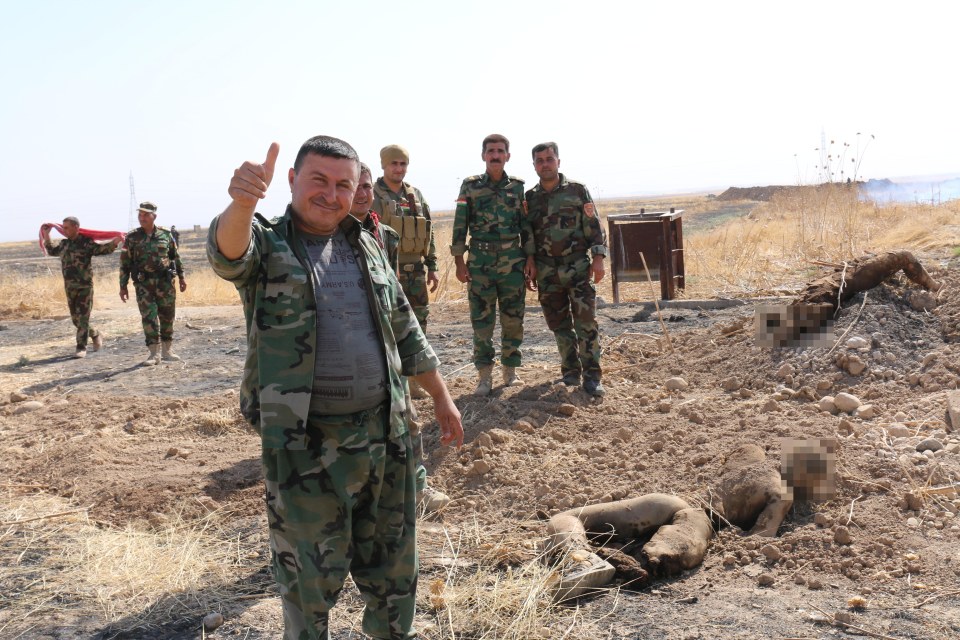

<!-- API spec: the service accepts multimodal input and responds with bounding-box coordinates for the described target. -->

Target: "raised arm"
[215,143,280,260]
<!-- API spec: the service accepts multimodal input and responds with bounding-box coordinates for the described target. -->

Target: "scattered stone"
[761,398,779,413]
[513,419,535,434]
[13,401,43,414]
[776,363,794,379]
[814,513,830,527]
[196,496,220,512]
[165,447,179,458]
[665,377,688,391]
[886,423,911,438]
[657,401,672,413]
[470,460,492,476]
[854,404,877,419]
[558,404,576,417]
[834,526,853,545]
[476,433,494,448]
[816,379,833,392]
[909,291,938,312]
[837,419,855,435]
[902,491,923,511]
[721,377,742,391]
[757,573,775,587]
[819,397,838,415]
[807,578,823,590]
[649,440,665,453]
[760,544,781,562]
[846,337,869,349]
[846,356,867,376]
[833,393,862,414]
[916,438,944,453]
[906,517,919,528]
[947,391,960,431]
[10,391,29,403]
[202,612,224,632]
[617,427,633,441]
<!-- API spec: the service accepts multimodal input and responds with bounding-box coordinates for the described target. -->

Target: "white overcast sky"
[0,0,956,242]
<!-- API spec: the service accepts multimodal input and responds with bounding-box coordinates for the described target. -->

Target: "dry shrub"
[0,494,266,636]
[684,186,960,297]
[168,407,246,436]
[177,268,243,307]
[417,521,612,639]
[0,271,65,319]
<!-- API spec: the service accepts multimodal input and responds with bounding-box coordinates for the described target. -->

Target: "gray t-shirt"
[300,230,389,414]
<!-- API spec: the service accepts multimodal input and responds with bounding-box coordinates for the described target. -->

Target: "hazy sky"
[1,0,956,242]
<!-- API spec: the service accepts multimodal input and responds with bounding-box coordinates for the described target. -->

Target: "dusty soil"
[2,246,960,639]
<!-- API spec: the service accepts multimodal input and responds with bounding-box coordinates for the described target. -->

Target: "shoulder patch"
[584,203,596,218]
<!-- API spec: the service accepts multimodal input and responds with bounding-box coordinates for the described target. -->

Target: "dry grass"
[683,186,960,297]
[416,520,614,639]
[0,493,267,637]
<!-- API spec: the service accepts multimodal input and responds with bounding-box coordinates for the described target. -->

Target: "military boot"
[408,378,429,399]
[474,365,493,396]
[144,344,160,366]
[161,340,182,362]
[90,333,103,352]
[502,366,523,387]
[73,348,87,359]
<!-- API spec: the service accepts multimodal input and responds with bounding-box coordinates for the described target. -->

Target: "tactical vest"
[374,183,431,264]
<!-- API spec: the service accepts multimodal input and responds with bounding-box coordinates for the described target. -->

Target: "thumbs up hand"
[228,142,280,208]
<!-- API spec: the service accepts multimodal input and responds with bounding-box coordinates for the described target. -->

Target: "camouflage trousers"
[263,403,418,640]
[64,284,99,350]
[134,276,176,346]
[398,266,429,333]
[402,378,428,493]
[467,248,526,368]
[535,256,602,381]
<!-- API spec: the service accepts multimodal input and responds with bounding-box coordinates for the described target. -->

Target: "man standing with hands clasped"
[523,142,608,397]
[207,135,463,640]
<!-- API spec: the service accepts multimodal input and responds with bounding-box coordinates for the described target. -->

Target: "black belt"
[470,239,520,252]
[399,263,425,273]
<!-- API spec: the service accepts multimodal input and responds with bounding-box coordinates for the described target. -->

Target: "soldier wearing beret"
[119,201,187,365]
[523,142,608,397]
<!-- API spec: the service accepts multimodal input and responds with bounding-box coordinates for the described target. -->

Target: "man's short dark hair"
[62,216,80,226]
[532,142,559,159]
[482,133,510,153]
[359,162,373,179]
[294,135,360,173]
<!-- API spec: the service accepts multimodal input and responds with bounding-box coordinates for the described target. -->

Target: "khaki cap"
[380,145,410,167]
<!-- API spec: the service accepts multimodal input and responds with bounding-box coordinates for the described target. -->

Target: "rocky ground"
[1,248,959,639]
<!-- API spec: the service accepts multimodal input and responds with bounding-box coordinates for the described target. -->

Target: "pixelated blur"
[755,304,834,348]
[781,438,837,501]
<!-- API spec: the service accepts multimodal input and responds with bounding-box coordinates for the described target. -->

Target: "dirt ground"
[1,245,959,639]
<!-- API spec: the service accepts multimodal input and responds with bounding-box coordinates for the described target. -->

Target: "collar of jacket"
[533,172,570,194]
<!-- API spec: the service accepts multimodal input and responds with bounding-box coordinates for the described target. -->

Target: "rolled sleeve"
[206,215,259,283]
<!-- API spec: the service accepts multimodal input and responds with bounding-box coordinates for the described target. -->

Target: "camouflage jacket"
[371,177,437,271]
[120,226,184,287]
[451,172,533,257]
[206,206,439,449]
[524,174,608,259]
[361,211,400,273]
[44,235,117,287]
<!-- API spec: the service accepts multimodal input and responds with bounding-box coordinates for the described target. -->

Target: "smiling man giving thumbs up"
[206,135,463,640]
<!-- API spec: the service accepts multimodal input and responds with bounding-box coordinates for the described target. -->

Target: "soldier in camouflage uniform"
[208,136,463,640]
[353,162,451,514]
[524,142,608,397]
[42,217,121,358]
[371,145,437,400]
[452,134,533,396]
[119,202,187,365]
